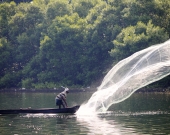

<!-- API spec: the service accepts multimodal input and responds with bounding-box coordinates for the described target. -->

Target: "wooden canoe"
[0,105,80,114]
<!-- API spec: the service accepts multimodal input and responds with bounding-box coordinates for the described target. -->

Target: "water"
[0,92,170,135]
[78,40,170,112]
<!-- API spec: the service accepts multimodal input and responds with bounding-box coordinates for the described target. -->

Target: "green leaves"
[46,0,72,20]
[1,0,170,89]
[110,21,169,62]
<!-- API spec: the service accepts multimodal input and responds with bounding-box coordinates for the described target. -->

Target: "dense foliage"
[0,0,170,89]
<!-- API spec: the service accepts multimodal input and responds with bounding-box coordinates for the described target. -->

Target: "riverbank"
[0,87,170,93]
[0,87,97,93]
[137,87,170,93]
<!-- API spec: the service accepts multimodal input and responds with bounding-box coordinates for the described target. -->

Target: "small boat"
[0,105,80,114]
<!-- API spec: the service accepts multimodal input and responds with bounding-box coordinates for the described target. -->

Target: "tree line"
[0,0,170,90]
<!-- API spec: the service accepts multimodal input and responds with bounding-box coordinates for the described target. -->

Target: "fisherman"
[55,87,69,109]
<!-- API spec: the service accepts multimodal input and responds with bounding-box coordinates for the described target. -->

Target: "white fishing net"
[77,39,170,114]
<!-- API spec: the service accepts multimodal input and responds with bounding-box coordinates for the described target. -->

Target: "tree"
[1,0,170,89]
[110,21,169,62]
[0,38,22,88]
[0,38,12,77]
[128,0,170,37]
[72,0,100,18]
[46,0,72,20]
[0,2,16,39]
[84,3,123,81]
[22,13,88,87]
[9,3,43,68]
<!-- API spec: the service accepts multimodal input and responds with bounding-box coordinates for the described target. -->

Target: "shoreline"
[0,87,170,93]
[0,88,96,93]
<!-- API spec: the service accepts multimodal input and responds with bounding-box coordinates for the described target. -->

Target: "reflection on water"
[0,111,170,135]
[76,110,170,135]
[0,92,170,134]
[77,114,122,135]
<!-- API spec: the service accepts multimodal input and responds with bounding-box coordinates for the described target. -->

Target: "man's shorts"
[56,99,63,106]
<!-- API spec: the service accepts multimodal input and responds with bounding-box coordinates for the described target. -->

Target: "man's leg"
[61,100,66,108]
[58,104,61,109]
[56,99,62,109]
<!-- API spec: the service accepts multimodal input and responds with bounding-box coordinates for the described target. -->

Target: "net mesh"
[80,39,170,113]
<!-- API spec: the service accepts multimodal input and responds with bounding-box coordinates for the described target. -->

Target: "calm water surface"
[0,91,170,135]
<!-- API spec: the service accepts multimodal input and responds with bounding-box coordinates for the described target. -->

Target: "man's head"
[65,88,69,93]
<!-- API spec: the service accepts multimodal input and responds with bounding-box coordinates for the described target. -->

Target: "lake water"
[0,91,170,135]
